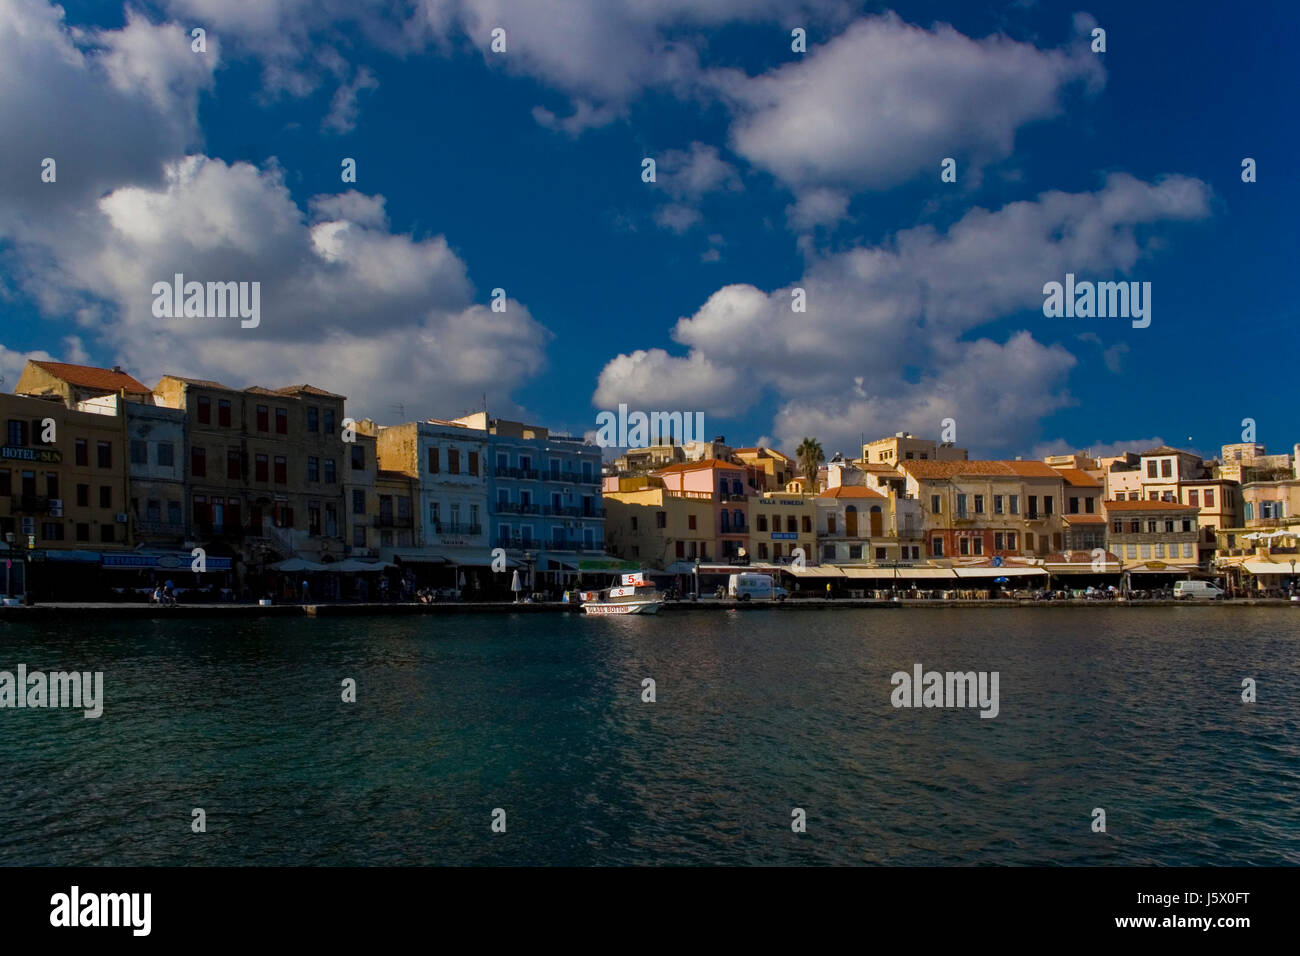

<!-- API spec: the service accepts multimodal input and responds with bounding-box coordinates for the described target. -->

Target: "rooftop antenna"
[390,403,406,421]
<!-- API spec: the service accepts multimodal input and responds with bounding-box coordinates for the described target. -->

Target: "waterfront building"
[652,460,755,563]
[126,401,188,549]
[1103,499,1199,575]
[153,376,349,567]
[613,439,685,475]
[1058,469,1106,551]
[449,412,603,589]
[750,491,818,564]
[1217,442,1293,483]
[1134,446,1208,502]
[900,459,1068,560]
[602,477,716,567]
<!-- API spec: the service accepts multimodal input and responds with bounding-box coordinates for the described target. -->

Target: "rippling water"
[1,607,1296,865]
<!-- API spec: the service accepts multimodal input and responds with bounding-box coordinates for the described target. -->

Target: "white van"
[1174,580,1225,600]
[728,573,788,602]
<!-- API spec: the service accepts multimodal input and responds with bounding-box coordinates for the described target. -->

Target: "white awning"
[787,565,844,577]
[840,567,893,579]
[953,567,1046,578]
[895,568,959,579]
[1242,561,1294,575]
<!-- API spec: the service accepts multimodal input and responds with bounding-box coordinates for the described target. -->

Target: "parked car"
[728,573,788,602]
[1174,580,1226,600]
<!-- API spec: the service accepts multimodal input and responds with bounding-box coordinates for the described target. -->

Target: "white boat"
[581,572,665,615]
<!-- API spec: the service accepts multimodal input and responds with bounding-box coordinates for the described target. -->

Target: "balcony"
[372,515,414,529]
[135,519,188,536]
[432,523,482,535]
[496,501,541,515]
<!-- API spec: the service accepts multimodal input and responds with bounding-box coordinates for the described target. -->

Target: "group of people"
[150,581,177,606]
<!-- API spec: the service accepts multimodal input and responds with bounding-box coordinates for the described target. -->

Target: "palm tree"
[796,438,825,491]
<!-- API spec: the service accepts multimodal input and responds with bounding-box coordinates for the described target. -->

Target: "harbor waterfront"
[1,607,1296,866]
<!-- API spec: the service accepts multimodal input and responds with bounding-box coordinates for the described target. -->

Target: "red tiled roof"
[655,460,745,475]
[1104,499,1198,511]
[159,375,232,390]
[275,384,346,399]
[819,485,885,499]
[30,361,149,394]
[1063,514,1107,524]
[1056,468,1101,487]
[900,459,1060,479]
[1141,445,1197,457]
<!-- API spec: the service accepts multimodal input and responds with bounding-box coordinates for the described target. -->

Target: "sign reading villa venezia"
[1,445,62,463]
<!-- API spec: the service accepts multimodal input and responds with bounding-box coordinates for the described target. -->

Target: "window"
[1204,489,1214,507]
[324,409,335,435]
[1164,519,1174,533]
[353,525,366,548]
[254,454,268,482]
[678,541,688,558]
[1129,520,1140,533]
[256,405,269,431]
[75,439,88,466]
[130,440,148,465]
[307,456,319,482]
[823,544,836,560]
[227,450,241,480]
[218,399,231,427]
[0,470,8,496]
[45,473,58,498]
[1026,532,1034,551]
[1069,496,1079,514]
[1007,533,1017,551]
[656,512,667,529]
[74,522,89,542]
[931,494,941,514]
[99,524,115,543]
[157,442,175,468]
[468,452,479,476]
[1146,520,1157,534]
[275,407,288,434]
[324,459,336,484]
[1155,543,1165,558]
[6,419,27,446]
[97,441,112,468]
[960,537,970,556]
[470,505,479,528]
[1085,497,1095,514]
[309,503,321,536]
[827,515,836,534]
[849,544,862,559]
[994,495,1004,515]
[802,515,812,533]
[688,514,697,530]
[1188,490,1199,507]
[1161,459,1172,478]
[1149,492,1159,501]
[994,532,1004,551]
[307,406,319,432]
[353,490,365,515]
[1181,519,1193,533]
[1044,495,1053,515]
[1009,495,1019,515]
[786,516,796,533]
[1027,496,1039,518]
[41,522,64,541]
[972,538,983,555]
[1183,543,1194,558]
[428,447,440,473]
[197,396,211,424]
[1147,460,1158,478]
[76,484,89,507]
[449,449,460,475]
[1112,520,1123,534]
[630,516,639,531]
[99,485,112,508]
[146,499,161,522]
[956,494,968,517]
[757,515,768,532]
[974,495,984,514]
[874,547,886,560]
[192,446,206,477]
[273,455,288,484]
[351,445,365,470]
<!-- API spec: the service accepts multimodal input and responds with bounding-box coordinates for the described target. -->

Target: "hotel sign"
[1,446,62,463]
[771,532,798,540]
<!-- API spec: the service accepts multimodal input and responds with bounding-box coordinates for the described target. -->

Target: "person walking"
[825,581,833,600]
[301,578,310,603]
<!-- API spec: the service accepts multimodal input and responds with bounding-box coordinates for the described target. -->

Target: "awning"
[1126,564,1194,574]
[786,565,844,577]
[954,567,1046,578]
[270,557,332,572]
[326,559,395,573]
[47,550,103,564]
[101,550,232,571]
[895,568,959,579]
[388,550,449,565]
[1241,561,1295,575]
[840,567,892,579]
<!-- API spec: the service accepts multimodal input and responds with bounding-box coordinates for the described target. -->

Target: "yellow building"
[602,477,715,568]
[749,491,817,564]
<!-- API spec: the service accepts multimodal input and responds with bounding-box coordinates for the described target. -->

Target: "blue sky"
[0,0,1295,460]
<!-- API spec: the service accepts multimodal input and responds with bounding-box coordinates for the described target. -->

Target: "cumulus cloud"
[711,13,1104,218]
[593,173,1211,452]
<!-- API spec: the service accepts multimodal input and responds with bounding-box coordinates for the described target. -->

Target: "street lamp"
[693,557,701,601]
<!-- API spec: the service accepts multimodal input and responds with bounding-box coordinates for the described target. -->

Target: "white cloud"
[322,66,379,133]
[712,13,1103,216]
[654,203,702,234]
[593,173,1211,452]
